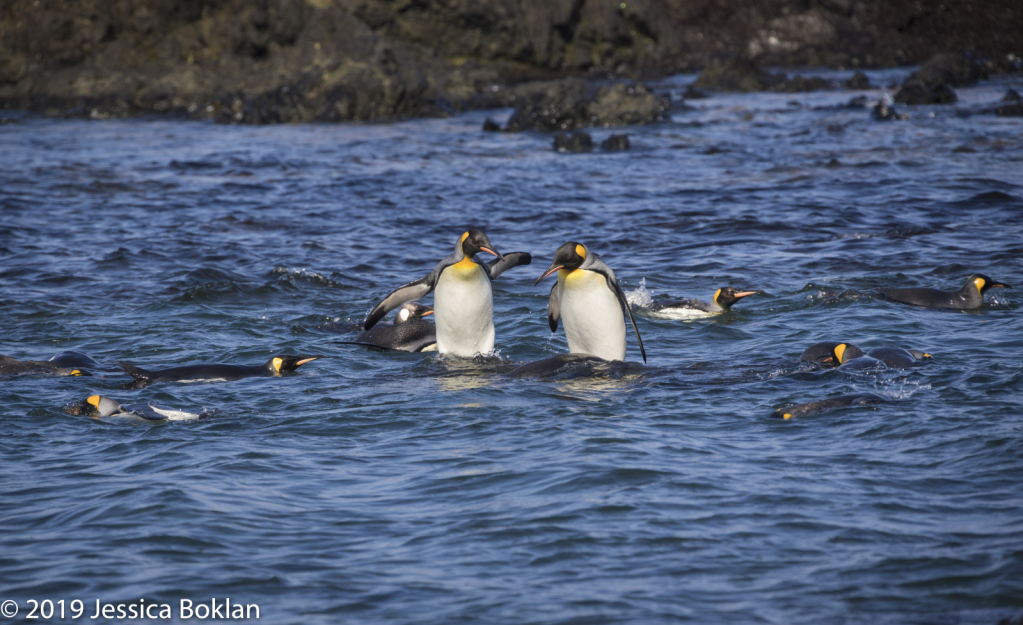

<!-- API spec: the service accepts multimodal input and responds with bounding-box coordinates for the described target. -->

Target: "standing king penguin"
[535,242,646,363]
[363,229,531,358]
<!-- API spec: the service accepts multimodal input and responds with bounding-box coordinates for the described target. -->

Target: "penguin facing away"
[0,355,89,377]
[363,229,532,358]
[535,241,646,363]
[340,302,438,352]
[875,273,1011,310]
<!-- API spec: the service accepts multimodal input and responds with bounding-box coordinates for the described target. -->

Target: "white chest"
[434,261,495,357]
[558,269,626,361]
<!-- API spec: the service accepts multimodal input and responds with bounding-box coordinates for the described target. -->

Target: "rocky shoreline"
[1,0,1021,125]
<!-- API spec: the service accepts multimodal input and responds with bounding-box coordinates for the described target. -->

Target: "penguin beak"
[733,290,763,299]
[294,357,321,367]
[990,281,1011,289]
[478,246,503,261]
[535,263,564,285]
[421,310,434,317]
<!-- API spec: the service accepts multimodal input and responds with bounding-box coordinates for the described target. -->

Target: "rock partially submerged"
[553,132,593,153]
[601,134,631,151]
[893,52,990,106]
[504,79,670,132]
[691,57,835,93]
[895,83,958,105]
[872,100,907,121]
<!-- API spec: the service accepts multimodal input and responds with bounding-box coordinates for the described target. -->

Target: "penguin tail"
[120,362,153,389]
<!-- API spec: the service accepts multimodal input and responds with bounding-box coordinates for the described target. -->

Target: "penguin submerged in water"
[339,302,437,352]
[875,273,1011,310]
[534,241,646,363]
[800,342,930,369]
[68,395,208,421]
[121,355,322,389]
[648,286,764,317]
[363,229,531,358]
[770,393,888,419]
[0,355,89,377]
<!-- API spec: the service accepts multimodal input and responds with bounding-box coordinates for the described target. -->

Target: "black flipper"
[607,277,647,364]
[364,275,435,331]
[121,362,154,390]
[548,283,560,332]
[485,252,532,280]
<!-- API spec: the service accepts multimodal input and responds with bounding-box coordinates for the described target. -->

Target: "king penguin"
[535,241,646,362]
[120,355,322,389]
[875,273,1011,310]
[650,286,764,316]
[340,302,437,352]
[363,229,531,358]
[70,395,207,421]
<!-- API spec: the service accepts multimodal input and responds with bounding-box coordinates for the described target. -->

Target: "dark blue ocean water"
[2,69,1022,625]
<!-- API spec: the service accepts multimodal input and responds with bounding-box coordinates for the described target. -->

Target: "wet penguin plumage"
[341,302,438,352]
[0,355,89,377]
[363,229,532,358]
[800,342,930,368]
[651,286,764,314]
[121,355,322,389]
[875,273,1011,310]
[771,394,888,419]
[70,395,206,421]
[535,241,646,363]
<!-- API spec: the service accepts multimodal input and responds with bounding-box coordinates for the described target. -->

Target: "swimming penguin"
[649,287,764,316]
[770,393,888,419]
[0,355,89,377]
[535,242,646,362]
[505,353,608,378]
[363,229,531,357]
[800,342,930,368]
[875,273,1011,310]
[68,395,207,421]
[121,355,322,389]
[339,302,438,352]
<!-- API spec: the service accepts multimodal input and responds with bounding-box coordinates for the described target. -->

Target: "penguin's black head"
[68,395,120,417]
[535,242,587,285]
[800,341,863,365]
[460,229,503,260]
[714,287,764,309]
[394,302,434,324]
[967,273,1011,296]
[267,355,324,374]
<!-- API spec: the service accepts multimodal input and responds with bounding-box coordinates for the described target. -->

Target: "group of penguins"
[2,228,1012,423]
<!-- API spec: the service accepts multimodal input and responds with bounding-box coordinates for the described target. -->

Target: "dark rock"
[827,122,844,132]
[995,103,1023,116]
[910,52,987,88]
[504,79,668,133]
[692,57,775,92]
[1002,89,1022,102]
[872,100,907,121]
[692,56,835,93]
[505,79,590,132]
[845,70,873,89]
[844,95,870,108]
[482,118,501,132]
[825,158,841,168]
[894,83,958,105]
[601,134,630,150]
[553,132,593,153]
[683,85,710,99]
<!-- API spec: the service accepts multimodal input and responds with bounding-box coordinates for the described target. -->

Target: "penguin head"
[394,302,434,324]
[907,349,933,361]
[831,343,866,364]
[713,287,764,309]
[73,395,122,417]
[267,355,324,374]
[535,241,587,284]
[967,273,1011,296]
[459,229,504,260]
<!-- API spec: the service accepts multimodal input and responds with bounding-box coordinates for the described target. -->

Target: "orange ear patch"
[575,244,586,259]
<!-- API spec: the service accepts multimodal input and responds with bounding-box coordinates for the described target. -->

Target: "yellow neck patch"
[87,395,101,407]
[273,357,283,373]
[834,344,847,364]
[713,289,722,304]
[575,244,586,259]
[783,413,792,420]
[71,370,82,376]
[974,277,985,295]
[460,232,470,244]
